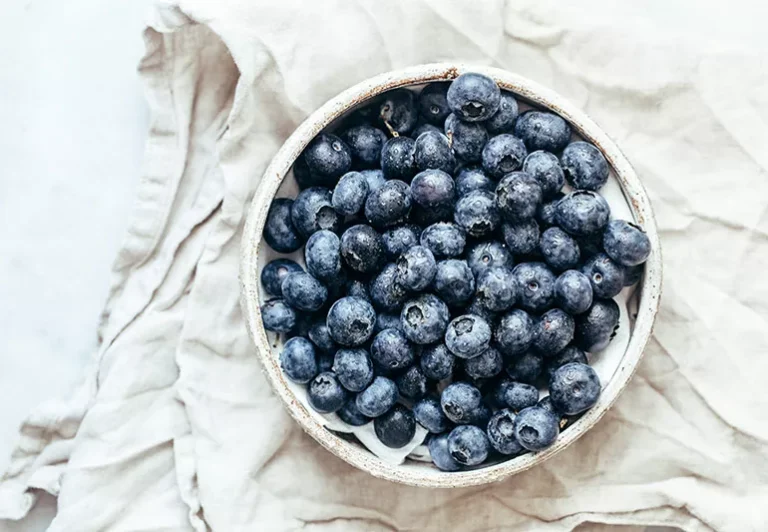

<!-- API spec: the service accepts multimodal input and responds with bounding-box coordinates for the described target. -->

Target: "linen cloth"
[2,1,768,530]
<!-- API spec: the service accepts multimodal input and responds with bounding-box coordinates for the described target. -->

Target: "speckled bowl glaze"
[240,64,662,488]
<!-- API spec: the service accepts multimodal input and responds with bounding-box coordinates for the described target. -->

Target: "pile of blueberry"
[260,72,651,471]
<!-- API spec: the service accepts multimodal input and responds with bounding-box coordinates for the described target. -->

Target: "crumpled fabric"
[2,1,768,530]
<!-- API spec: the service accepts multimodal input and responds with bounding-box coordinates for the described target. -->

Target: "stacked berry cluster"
[260,72,651,471]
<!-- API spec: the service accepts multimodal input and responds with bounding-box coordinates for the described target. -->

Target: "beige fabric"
[2,1,768,530]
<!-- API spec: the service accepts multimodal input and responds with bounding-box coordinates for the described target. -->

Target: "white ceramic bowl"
[240,64,662,488]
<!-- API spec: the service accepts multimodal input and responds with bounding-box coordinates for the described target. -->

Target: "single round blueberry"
[505,352,543,384]
[413,396,451,433]
[545,345,588,380]
[513,262,556,313]
[539,227,580,272]
[340,224,385,275]
[369,263,408,313]
[441,382,483,424]
[447,425,490,466]
[582,253,625,299]
[555,190,611,237]
[514,111,571,154]
[532,308,575,356]
[396,245,437,292]
[550,362,601,415]
[554,270,594,315]
[375,313,402,334]
[411,169,456,209]
[455,166,495,197]
[281,272,328,312]
[454,190,500,238]
[445,113,488,162]
[495,171,543,222]
[561,141,609,191]
[381,224,420,260]
[307,372,347,414]
[370,328,415,373]
[502,219,541,256]
[337,397,370,426]
[414,131,455,174]
[264,198,303,253]
[332,171,369,216]
[434,260,476,308]
[513,405,559,451]
[447,73,501,122]
[445,315,491,359]
[380,136,416,181]
[482,134,527,179]
[603,220,651,266]
[494,309,535,357]
[420,222,467,258]
[412,122,443,139]
[345,279,370,302]
[420,343,455,381]
[340,125,387,169]
[623,264,644,286]
[261,259,302,297]
[360,168,386,192]
[279,337,317,383]
[308,320,337,354]
[428,433,462,471]
[486,91,519,134]
[400,294,451,345]
[377,89,418,135]
[475,266,518,312]
[493,380,539,412]
[332,348,374,392]
[364,180,412,228]
[290,187,342,238]
[537,193,564,228]
[523,151,565,199]
[356,376,399,418]
[574,299,620,352]
[487,409,525,455]
[326,296,377,346]
[466,240,513,277]
[418,83,451,125]
[374,404,417,448]
[465,298,498,326]
[303,134,352,187]
[396,365,428,400]
[304,230,342,284]
[463,346,503,379]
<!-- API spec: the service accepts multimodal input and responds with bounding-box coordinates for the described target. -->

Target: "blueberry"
[375,404,417,448]
[463,346,503,379]
[264,198,303,252]
[428,433,462,471]
[495,309,535,357]
[356,376,399,418]
[523,151,565,199]
[332,171,369,216]
[411,169,456,209]
[487,409,524,455]
[447,425,490,466]
[574,299,620,352]
[549,362,601,415]
[333,348,374,392]
[582,253,625,299]
[418,345,454,383]
[360,168,386,192]
[345,279,370,302]
[291,187,342,238]
[308,320,337,354]
[326,296,377,346]
[623,264,644,286]
[396,245,437,291]
[513,405,559,451]
[545,345,588,380]
[513,262,556,313]
[554,270,593,315]
[603,220,651,266]
[536,193,564,228]
[486,91,519,134]
[505,352,543,384]
[475,266,518,312]
[292,154,313,189]
[441,382,483,424]
[493,380,539,412]
[482,134,527,178]
[514,111,571,154]
[555,190,610,237]
[400,294,451,345]
[414,131,455,173]
[412,122,443,140]
[381,224,420,259]
[444,114,488,162]
[539,227,580,272]
[464,298,498,326]
[303,134,352,186]
[454,190,500,238]
[279,337,318,383]
[532,309,575,356]
[340,125,387,169]
[455,166,495,197]
[304,230,341,284]
[370,328,415,372]
[445,315,491,359]
[434,260,475,308]
[447,73,501,122]
[337,398,370,426]
[495,171,543,222]
[340,224,385,275]
[375,312,402,333]
[377,89,418,135]
[281,272,328,312]
[418,82,451,125]
[466,241,514,277]
[502,219,540,256]
[410,203,454,227]
[420,222,467,258]
[396,365,428,400]
[576,233,604,259]
[369,263,408,312]
[467,403,493,428]
[317,354,334,373]
[413,396,451,433]
[364,179,412,228]
[561,141,609,191]
[261,259,303,297]
[380,137,416,181]
[307,372,347,413]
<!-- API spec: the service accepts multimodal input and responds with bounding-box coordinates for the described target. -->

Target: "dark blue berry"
[360,168,386,192]
[318,354,334,373]
[420,222,466,258]
[428,433,462,471]
[523,151,565,199]
[261,259,302,297]
[280,337,317,383]
[400,294,451,345]
[445,314,492,359]
[466,241,513,277]
[291,187,342,238]
[396,245,437,291]
[374,404,416,448]
[345,279,370,302]
[495,171,543,222]
[493,380,538,411]
[414,131,455,173]
[465,298,498,326]
[486,91,519,134]
[463,346,503,378]
[364,179,412,228]
[447,73,501,122]
[487,409,524,455]
[369,263,408,312]
[545,346,588,380]
[514,111,571,153]
[410,203,454,227]
[332,171,369,216]
[375,313,402,333]
[454,190,500,238]
[326,296,376,346]
[603,220,651,266]
[582,253,625,299]
[370,328,415,372]
[482,134,527,178]
[555,190,610,237]
[420,343,455,381]
[554,270,593,315]
[418,83,451,125]
[467,403,492,428]
[455,166,494,197]
[574,299,620,352]
[434,260,475,308]
[532,308,575,356]
[333,348,374,392]
[303,134,352,187]
[623,264,643,286]
[281,272,327,312]
[513,405,559,451]
[495,309,535,357]
[305,230,341,284]
[307,372,347,413]
[561,142,609,191]
[381,224,420,260]
[505,352,543,384]
[308,320,337,354]
[396,365,428,400]
[576,233,604,259]
[447,425,490,466]
[539,227,580,272]
[356,376,399,418]
[340,125,387,169]
[536,193,564,228]
[292,154,313,189]
[264,198,303,252]
[377,89,418,135]
[445,114,488,162]
[413,396,451,433]
[380,136,416,181]
[340,224,385,274]
[441,382,482,424]
[475,266,518,312]
[502,219,540,256]
[412,122,443,139]
[514,262,556,313]
[337,398,370,426]
[411,169,456,209]
[549,362,601,415]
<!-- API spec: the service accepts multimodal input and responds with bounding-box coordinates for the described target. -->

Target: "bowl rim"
[240,63,663,488]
